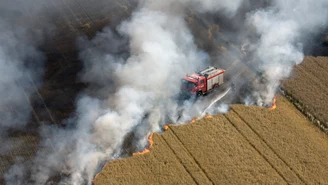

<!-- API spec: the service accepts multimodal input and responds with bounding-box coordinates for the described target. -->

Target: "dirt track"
[94,96,328,185]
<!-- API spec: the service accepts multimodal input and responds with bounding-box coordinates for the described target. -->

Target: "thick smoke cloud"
[0,22,44,129]
[4,0,328,184]
[6,0,243,184]
[0,1,48,131]
[0,1,52,184]
[242,0,328,106]
[25,4,210,184]
[140,0,243,16]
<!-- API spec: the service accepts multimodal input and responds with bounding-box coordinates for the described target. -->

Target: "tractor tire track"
[150,135,197,184]
[223,112,290,184]
[159,134,202,185]
[228,108,307,185]
[168,127,216,185]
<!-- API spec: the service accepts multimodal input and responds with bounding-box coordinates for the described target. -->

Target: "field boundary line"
[160,134,201,185]
[230,108,308,185]
[169,128,216,185]
[280,89,328,134]
[223,113,290,184]
[235,54,328,136]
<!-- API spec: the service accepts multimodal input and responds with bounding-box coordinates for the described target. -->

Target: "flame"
[205,114,213,119]
[94,114,212,181]
[269,97,277,110]
[133,149,150,156]
[123,116,206,157]
[133,134,154,156]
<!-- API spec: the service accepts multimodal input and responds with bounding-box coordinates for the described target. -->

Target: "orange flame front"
[133,134,154,156]
[269,97,277,110]
[130,117,203,156]
[205,114,213,119]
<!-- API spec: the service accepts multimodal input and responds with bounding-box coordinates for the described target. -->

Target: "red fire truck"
[181,66,225,97]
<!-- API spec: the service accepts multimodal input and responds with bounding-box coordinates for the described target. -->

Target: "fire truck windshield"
[181,80,197,89]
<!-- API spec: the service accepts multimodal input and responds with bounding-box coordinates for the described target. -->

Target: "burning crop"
[205,114,214,119]
[190,118,197,124]
[163,125,169,131]
[269,97,277,110]
[133,134,154,156]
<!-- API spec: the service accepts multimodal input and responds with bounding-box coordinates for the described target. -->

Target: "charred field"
[1,0,328,185]
[0,1,134,184]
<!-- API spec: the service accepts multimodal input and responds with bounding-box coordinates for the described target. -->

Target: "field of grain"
[93,96,328,185]
[282,56,328,130]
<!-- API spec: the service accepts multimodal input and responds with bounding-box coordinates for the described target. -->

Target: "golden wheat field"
[93,96,328,185]
[282,56,328,129]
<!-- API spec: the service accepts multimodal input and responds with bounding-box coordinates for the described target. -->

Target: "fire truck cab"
[181,66,225,97]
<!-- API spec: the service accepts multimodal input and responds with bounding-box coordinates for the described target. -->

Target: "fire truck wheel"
[197,91,203,96]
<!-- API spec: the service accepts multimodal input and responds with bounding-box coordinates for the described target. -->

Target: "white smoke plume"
[140,0,243,16]
[0,3,57,181]
[5,0,328,184]
[29,8,207,185]
[0,2,47,131]
[0,1,53,184]
[7,0,244,184]
[243,0,328,106]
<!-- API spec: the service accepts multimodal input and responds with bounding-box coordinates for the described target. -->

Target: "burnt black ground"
[0,1,134,184]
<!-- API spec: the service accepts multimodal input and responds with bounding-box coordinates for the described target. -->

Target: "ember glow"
[163,125,169,131]
[133,134,154,156]
[269,97,277,110]
[190,118,196,124]
[205,114,214,119]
